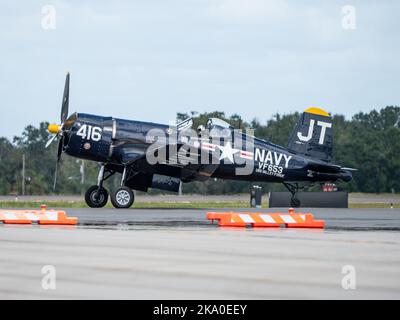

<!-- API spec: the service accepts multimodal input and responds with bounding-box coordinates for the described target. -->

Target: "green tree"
[0,106,399,195]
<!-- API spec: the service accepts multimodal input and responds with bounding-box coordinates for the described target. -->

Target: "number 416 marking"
[77,124,102,141]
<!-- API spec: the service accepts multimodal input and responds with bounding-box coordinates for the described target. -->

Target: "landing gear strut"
[84,164,136,209]
[84,164,115,208]
[283,182,302,207]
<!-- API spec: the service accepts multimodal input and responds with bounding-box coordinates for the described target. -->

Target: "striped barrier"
[0,205,77,225]
[207,208,324,229]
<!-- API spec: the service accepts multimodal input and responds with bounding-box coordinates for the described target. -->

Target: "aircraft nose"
[48,124,60,134]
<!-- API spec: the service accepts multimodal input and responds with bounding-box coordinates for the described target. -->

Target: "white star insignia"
[217,141,239,163]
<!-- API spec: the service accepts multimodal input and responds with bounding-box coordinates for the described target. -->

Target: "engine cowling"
[65,114,113,163]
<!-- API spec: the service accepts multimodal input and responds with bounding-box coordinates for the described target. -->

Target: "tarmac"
[1,207,400,299]
[1,193,400,204]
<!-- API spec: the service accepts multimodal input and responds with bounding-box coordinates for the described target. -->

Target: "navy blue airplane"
[46,74,354,208]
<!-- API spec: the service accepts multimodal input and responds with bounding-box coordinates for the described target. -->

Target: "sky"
[0,0,399,139]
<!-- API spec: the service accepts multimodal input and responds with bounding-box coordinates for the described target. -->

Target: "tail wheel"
[85,185,108,208]
[111,186,135,209]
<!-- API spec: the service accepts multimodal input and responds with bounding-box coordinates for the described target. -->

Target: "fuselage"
[48,73,353,208]
[62,112,352,184]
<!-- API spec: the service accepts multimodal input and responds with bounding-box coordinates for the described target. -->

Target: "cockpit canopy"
[180,117,233,138]
[206,118,232,130]
[205,118,233,138]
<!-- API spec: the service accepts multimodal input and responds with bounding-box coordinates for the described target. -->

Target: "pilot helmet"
[197,125,205,134]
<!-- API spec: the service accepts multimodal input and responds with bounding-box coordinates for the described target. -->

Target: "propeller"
[46,72,70,147]
[61,72,70,123]
[46,72,72,191]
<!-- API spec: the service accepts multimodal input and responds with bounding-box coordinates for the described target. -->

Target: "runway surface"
[72,207,400,231]
[1,193,400,204]
[1,208,400,299]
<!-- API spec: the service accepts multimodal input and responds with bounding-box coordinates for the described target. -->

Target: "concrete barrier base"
[269,191,348,208]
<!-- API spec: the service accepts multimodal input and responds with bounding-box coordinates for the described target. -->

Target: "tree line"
[0,106,399,195]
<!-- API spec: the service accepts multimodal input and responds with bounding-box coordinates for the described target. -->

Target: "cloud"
[0,1,399,139]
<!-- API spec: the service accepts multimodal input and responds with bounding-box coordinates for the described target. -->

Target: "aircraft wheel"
[290,196,301,208]
[85,185,109,208]
[111,187,135,209]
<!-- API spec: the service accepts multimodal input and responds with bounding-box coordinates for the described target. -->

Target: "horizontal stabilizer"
[341,167,358,171]
[308,161,341,173]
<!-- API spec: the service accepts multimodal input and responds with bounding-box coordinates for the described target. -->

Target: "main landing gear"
[84,164,135,209]
[85,185,109,208]
[283,182,303,207]
[111,186,134,209]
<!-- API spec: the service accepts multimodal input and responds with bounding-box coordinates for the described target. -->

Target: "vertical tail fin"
[287,107,333,162]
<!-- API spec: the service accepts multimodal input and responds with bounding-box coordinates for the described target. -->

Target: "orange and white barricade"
[0,205,77,225]
[207,208,324,229]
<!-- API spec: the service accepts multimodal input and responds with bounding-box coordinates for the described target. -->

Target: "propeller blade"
[63,112,77,130]
[57,137,63,161]
[53,138,64,191]
[53,160,58,191]
[50,73,70,192]
[45,134,58,149]
[60,72,70,123]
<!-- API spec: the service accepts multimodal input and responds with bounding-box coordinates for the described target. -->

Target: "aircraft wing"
[118,145,146,164]
[117,140,220,182]
[152,141,220,182]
